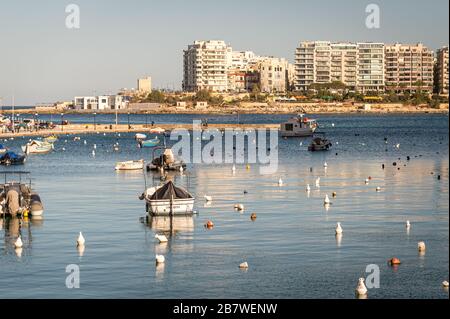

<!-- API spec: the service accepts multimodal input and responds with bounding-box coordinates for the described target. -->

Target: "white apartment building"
[330,43,358,90]
[357,43,385,93]
[183,40,232,92]
[385,43,434,93]
[436,46,449,95]
[295,41,384,93]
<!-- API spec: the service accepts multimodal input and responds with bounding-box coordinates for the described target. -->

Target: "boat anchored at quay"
[280,114,318,137]
[21,140,54,155]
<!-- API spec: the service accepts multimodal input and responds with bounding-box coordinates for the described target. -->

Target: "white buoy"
[396,144,400,149]
[443,281,449,288]
[84,140,87,145]
[306,184,311,192]
[365,179,370,184]
[14,236,23,249]
[336,222,343,234]
[204,195,213,202]
[332,123,335,127]
[324,162,328,168]
[355,278,368,296]
[156,255,165,264]
[376,187,381,192]
[239,262,249,269]
[155,234,168,243]
[418,241,426,252]
[232,165,236,173]
[93,144,97,150]
[77,232,85,246]
[406,221,411,229]
[92,150,96,157]
[315,177,321,188]
[278,178,283,187]
[324,194,331,205]
[179,166,184,173]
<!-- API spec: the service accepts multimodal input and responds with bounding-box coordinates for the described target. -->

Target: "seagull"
[239,262,249,269]
[156,255,165,264]
[92,150,96,157]
[278,178,283,187]
[336,222,343,234]
[234,204,244,211]
[315,177,321,188]
[365,179,370,184]
[418,241,426,252]
[77,232,85,246]
[14,236,23,249]
[204,195,213,202]
[324,195,331,205]
[355,278,368,296]
[376,187,381,192]
[406,221,411,229]
[324,162,328,168]
[155,234,168,243]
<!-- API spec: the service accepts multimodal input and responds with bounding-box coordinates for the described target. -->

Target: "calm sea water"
[0,114,448,299]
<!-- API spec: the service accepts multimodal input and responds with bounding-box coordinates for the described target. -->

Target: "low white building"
[74,95,129,110]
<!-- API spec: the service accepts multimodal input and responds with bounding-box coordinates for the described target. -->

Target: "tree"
[145,90,165,103]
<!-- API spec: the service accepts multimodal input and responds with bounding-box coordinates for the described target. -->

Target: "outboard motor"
[6,189,20,215]
[30,194,44,216]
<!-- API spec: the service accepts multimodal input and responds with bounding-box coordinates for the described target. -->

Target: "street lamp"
[35,113,38,131]
[94,112,97,131]
[61,113,64,132]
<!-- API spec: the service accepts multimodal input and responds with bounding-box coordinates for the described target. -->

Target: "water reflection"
[146,215,195,235]
[336,234,343,248]
[1,216,43,257]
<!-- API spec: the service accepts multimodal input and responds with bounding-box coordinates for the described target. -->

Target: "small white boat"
[141,181,195,216]
[135,133,147,140]
[280,114,318,137]
[21,140,54,155]
[115,159,144,171]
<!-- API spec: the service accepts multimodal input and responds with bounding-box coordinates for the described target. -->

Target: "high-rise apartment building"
[356,43,385,93]
[435,46,449,95]
[295,41,359,91]
[385,43,434,93]
[183,40,232,92]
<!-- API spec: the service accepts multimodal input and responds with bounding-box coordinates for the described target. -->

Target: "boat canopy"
[1,151,21,160]
[150,181,193,200]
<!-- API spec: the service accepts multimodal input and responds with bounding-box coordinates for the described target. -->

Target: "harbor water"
[0,114,448,299]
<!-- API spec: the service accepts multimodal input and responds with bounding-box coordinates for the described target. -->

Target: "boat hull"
[115,160,144,171]
[281,128,316,137]
[146,198,195,216]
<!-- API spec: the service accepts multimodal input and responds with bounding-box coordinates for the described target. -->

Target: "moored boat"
[308,136,332,152]
[139,138,160,148]
[0,144,8,154]
[141,181,195,216]
[43,135,58,143]
[146,147,186,172]
[135,133,147,141]
[115,159,145,171]
[21,140,54,155]
[0,151,26,166]
[280,114,318,137]
[0,171,44,217]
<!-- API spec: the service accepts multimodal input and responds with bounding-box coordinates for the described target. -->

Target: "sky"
[0,0,448,105]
